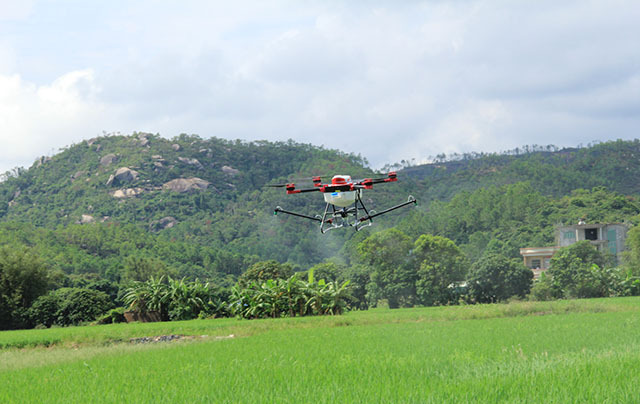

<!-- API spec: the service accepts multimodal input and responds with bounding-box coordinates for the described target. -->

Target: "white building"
[520,222,629,278]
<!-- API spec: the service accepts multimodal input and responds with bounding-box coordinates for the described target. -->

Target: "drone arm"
[359,195,416,222]
[355,172,398,189]
[286,187,321,195]
[274,206,326,222]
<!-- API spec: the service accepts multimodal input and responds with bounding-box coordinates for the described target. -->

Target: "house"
[520,221,629,279]
[519,246,558,279]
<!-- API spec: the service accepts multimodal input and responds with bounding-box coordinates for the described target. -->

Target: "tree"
[358,228,415,308]
[623,223,640,277]
[529,272,562,301]
[52,288,113,326]
[306,261,342,283]
[30,288,113,327]
[338,264,371,310]
[165,277,209,321]
[467,253,533,303]
[549,241,615,298]
[413,234,469,306]
[123,276,225,321]
[237,260,294,288]
[0,246,50,330]
[229,271,351,319]
[122,256,178,283]
[28,293,59,328]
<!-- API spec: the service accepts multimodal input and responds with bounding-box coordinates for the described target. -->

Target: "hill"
[1,135,640,284]
[402,139,640,202]
[0,133,412,284]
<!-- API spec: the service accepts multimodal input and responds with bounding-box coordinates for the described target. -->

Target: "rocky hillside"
[2,134,640,285]
[0,133,412,282]
[0,132,377,225]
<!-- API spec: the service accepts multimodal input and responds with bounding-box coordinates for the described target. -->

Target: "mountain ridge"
[1,134,640,283]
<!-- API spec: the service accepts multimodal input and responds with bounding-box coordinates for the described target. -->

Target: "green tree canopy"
[623,221,640,277]
[357,228,415,308]
[237,260,294,288]
[0,246,50,330]
[29,287,113,327]
[467,253,533,303]
[549,241,617,298]
[413,234,468,306]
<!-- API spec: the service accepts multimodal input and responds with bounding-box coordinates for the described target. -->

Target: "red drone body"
[269,172,416,233]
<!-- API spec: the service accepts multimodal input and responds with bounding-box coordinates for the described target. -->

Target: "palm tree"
[323,280,352,315]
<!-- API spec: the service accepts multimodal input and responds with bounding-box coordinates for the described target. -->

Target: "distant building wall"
[555,223,628,262]
[519,246,559,279]
[521,222,630,278]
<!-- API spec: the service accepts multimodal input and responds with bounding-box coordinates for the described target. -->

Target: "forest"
[2,134,640,329]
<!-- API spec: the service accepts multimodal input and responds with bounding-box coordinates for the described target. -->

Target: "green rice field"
[1,297,639,403]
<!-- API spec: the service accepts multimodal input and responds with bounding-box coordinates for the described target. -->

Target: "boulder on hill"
[36,156,51,167]
[162,178,210,193]
[77,214,95,224]
[71,171,85,181]
[149,216,178,232]
[107,167,139,186]
[137,133,151,147]
[112,188,144,198]
[221,165,240,176]
[178,157,203,169]
[100,153,118,166]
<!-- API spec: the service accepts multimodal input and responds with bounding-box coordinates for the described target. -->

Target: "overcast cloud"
[1,0,639,173]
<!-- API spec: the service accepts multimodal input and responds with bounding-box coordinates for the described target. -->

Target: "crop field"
[1,297,639,403]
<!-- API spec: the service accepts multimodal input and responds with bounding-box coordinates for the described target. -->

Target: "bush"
[96,307,127,324]
[550,242,620,298]
[0,246,50,330]
[467,253,533,303]
[529,273,561,301]
[237,260,294,288]
[29,294,60,328]
[29,288,113,327]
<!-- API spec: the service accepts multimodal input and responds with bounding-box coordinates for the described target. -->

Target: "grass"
[1,297,639,403]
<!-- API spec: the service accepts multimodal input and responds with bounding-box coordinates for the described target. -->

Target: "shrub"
[237,260,294,288]
[96,307,127,324]
[0,246,50,330]
[29,288,113,327]
[529,272,561,301]
[467,253,533,303]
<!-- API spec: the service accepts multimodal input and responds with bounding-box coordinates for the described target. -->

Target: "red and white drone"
[269,172,416,233]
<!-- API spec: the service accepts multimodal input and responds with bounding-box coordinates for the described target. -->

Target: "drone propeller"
[266,175,323,189]
[287,175,328,181]
[354,172,398,188]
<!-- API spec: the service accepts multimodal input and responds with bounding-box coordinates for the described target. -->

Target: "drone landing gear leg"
[320,203,341,233]
[353,194,374,231]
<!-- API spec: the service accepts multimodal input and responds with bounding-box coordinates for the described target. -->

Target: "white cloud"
[1,0,639,173]
[0,0,33,21]
[0,70,110,171]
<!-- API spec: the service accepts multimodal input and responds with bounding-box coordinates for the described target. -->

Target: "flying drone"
[269,172,416,233]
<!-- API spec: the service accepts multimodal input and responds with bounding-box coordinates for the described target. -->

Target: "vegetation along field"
[1,297,639,403]
[2,136,640,402]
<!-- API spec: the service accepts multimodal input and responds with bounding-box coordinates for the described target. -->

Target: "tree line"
[4,224,640,330]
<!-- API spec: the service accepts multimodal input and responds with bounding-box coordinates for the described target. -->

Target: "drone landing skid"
[274,195,416,233]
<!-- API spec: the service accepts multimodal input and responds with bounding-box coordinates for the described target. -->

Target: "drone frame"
[273,173,417,233]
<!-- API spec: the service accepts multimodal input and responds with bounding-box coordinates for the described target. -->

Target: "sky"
[0,0,639,173]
